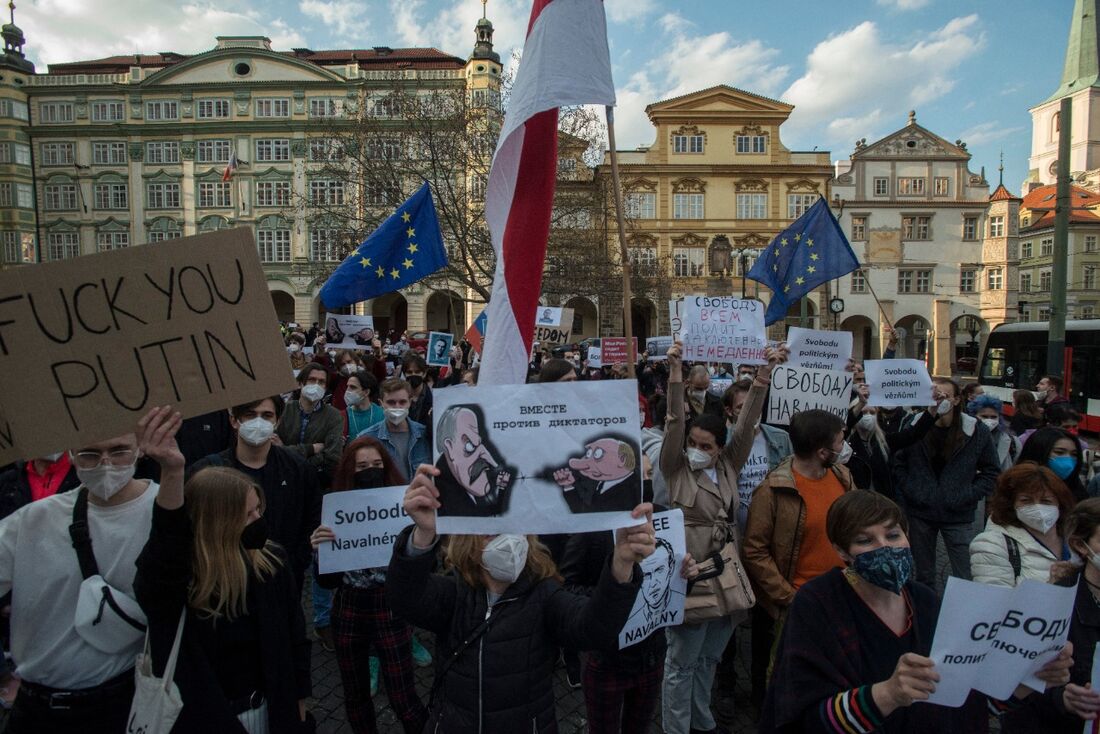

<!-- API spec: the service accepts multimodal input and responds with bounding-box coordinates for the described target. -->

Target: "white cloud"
[956,121,1025,147]
[782,15,985,150]
[387,0,529,59]
[876,0,932,9]
[605,0,658,25]
[299,0,368,40]
[18,0,305,66]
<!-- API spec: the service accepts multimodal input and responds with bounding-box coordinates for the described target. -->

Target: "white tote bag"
[127,610,186,734]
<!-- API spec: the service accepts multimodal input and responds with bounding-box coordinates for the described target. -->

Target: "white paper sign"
[323,313,376,348]
[587,346,603,368]
[681,297,767,365]
[669,299,684,341]
[766,364,854,426]
[1086,647,1100,734]
[535,306,564,326]
[432,381,643,535]
[646,336,673,361]
[318,486,410,574]
[926,577,1075,708]
[426,332,454,367]
[708,378,733,397]
[619,509,687,649]
[786,326,853,372]
[864,359,935,407]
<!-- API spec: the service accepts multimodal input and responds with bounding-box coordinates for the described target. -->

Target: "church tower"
[1026,0,1100,191]
[0,1,36,267]
[465,0,502,113]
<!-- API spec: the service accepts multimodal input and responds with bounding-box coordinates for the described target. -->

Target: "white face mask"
[385,407,408,424]
[857,414,877,433]
[288,343,300,353]
[830,441,853,466]
[1087,549,1100,571]
[937,399,954,416]
[340,364,356,376]
[76,462,136,501]
[345,389,364,407]
[238,417,275,447]
[686,447,712,470]
[1017,504,1059,534]
[980,417,1000,432]
[301,383,326,403]
[482,534,529,584]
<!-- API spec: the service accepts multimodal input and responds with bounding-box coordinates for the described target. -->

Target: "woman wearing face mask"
[660,341,782,734]
[134,423,313,734]
[387,465,655,733]
[845,385,937,500]
[1017,427,1087,503]
[309,438,428,734]
[762,490,1074,733]
[341,371,384,439]
[969,463,1076,587]
[966,394,1022,471]
[328,351,362,411]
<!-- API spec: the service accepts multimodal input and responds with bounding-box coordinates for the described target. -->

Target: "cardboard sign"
[432,380,643,535]
[619,509,687,649]
[426,332,454,367]
[600,337,637,366]
[864,358,935,407]
[322,313,376,348]
[681,297,767,365]
[669,299,684,340]
[926,577,1075,708]
[766,364,854,426]
[786,326,853,372]
[0,228,295,463]
[318,486,410,574]
[646,336,673,361]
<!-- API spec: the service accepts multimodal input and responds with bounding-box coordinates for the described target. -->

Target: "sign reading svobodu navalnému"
[318,485,411,574]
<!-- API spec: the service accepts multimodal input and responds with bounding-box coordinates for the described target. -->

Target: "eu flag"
[319,182,448,309]
[746,197,860,325]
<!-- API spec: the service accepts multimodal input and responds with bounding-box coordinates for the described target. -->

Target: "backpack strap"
[68,488,100,580]
[1003,533,1022,581]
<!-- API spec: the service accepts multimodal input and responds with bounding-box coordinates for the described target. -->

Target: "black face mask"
[406,374,425,389]
[354,467,386,489]
[241,516,269,550]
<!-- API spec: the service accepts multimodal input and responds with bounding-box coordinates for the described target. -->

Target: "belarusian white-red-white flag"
[477,0,615,385]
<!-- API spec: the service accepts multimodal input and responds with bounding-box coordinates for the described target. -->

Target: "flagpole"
[858,266,893,329]
[605,106,637,379]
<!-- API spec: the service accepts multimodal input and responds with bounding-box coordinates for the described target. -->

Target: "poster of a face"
[432,381,643,534]
[427,331,454,367]
[323,313,376,348]
[619,509,687,648]
[536,306,564,326]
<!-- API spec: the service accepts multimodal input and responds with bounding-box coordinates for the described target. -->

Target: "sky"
[10,0,1077,191]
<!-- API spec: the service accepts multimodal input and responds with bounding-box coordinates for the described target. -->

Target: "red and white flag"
[222,151,239,182]
[478,0,615,385]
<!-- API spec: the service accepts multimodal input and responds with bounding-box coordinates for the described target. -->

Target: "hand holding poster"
[766,364,854,425]
[864,359,935,407]
[426,332,454,367]
[432,380,643,535]
[318,486,410,574]
[669,299,684,340]
[620,509,687,649]
[680,297,767,365]
[0,228,295,463]
[926,577,1075,707]
[786,326,853,372]
[322,313,376,348]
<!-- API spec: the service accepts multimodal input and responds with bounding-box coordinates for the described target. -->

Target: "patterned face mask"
[849,545,913,594]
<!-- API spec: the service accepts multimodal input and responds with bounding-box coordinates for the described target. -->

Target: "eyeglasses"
[72,449,137,470]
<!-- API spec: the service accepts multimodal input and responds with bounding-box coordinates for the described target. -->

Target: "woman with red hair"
[310,437,427,734]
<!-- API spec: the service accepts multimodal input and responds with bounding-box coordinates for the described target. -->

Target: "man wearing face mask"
[192,396,321,591]
[276,362,345,488]
[400,354,433,440]
[684,365,723,422]
[0,408,182,733]
[358,378,430,481]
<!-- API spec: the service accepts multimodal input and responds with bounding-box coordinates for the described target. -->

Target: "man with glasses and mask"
[400,353,433,440]
[0,407,183,733]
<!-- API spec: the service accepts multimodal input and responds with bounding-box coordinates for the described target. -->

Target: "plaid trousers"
[582,655,664,734]
[332,585,428,734]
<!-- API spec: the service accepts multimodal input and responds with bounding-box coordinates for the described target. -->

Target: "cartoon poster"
[432,381,644,534]
[322,313,376,348]
[426,332,454,367]
[619,509,688,649]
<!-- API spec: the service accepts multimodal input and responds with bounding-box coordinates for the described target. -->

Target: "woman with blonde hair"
[387,464,656,732]
[134,407,312,734]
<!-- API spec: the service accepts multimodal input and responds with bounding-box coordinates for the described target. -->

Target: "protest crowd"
[2,298,1099,734]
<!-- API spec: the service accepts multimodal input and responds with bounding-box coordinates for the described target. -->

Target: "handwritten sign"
[600,337,637,365]
[669,299,685,341]
[786,326,852,372]
[619,509,687,648]
[766,364,854,425]
[926,577,1075,708]
[864,358,935,407]
[681,297,767,365]
[587,345,603,368]
[318,486,411,574]
[322,313,376,348]
[646,336,673,361]
[0,228,295,463]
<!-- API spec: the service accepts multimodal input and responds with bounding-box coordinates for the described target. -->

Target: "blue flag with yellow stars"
[320,181,448,309]
[746,197,860,325]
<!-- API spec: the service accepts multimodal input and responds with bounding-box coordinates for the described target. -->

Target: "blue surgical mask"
[1048,455,1077,481]
[849,545,913,594]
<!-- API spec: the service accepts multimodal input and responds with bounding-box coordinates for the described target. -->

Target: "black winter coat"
[386,526,641,733]
[844,411,934,500]
[134,505,312,734]
[0,460,80,521]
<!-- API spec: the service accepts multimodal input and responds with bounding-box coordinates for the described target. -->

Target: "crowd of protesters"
[0,317,1096,734]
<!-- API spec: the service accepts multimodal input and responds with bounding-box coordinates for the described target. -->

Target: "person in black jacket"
[388,464,655,733]
[134,407,312,734]
[0,454,80,521]
[845,385,937,500]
